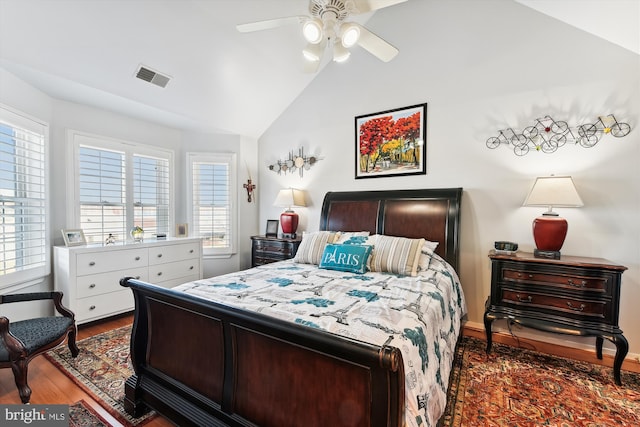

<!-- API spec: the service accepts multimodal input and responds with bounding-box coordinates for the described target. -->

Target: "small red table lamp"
[523,175,583,259]
[273,188,306,238]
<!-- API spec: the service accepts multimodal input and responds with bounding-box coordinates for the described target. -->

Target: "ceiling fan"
[236,0,408,72]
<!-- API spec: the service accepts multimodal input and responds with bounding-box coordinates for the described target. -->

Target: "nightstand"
[484,250,628,385]
[251,235,302,267]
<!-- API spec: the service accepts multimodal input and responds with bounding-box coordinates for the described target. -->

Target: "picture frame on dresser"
[265,219,279,237]
[61,229,86,246]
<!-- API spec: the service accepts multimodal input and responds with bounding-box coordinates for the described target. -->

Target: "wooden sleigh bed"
[120,188,463,427]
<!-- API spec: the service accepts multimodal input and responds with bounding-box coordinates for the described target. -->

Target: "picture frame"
[355,103,427,179]
[61,229,86,246]
[176,223,188,237]
[265,220,279,238]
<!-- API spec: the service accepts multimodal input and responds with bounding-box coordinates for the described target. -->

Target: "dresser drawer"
[76,290,134,322]
[148,242,200,265]
[253,240,295,256]
[149,259,200,283]
[500,289,610,321]
[76,248,148,276]
[76,267,149,298]
[502,268,609,293]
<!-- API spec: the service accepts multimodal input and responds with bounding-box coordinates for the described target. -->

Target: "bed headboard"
[319,188,462,272]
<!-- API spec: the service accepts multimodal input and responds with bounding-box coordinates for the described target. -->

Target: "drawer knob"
[89,305,96,310]
[89,284,96,288]
[567,279,587,287]
[157,254,163,258]
[567,302,585,312]
[516,294,532,303]
[135,256,141,261]
[157,272,162,276]
[189,266,194,270]
[89,261,95,266]
[189,249,194,253]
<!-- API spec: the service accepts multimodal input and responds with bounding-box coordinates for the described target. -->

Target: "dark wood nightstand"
[484,250,628,385]
[251,235,302,267]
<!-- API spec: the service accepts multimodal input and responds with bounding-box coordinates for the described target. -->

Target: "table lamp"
[523,176,583,259]
[273,188,306,238]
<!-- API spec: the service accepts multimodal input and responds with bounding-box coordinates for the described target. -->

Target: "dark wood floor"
[0,314,172,427]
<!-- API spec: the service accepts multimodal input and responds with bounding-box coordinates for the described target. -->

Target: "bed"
[120,188,465,427]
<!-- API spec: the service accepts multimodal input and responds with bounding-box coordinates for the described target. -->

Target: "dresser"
[54,238,202,324]
[484,250,628,385]
[251,235,301,267]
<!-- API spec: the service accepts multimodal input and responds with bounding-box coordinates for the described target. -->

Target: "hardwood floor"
[0,313,172,427]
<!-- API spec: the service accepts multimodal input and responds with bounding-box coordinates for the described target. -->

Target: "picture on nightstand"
[265,220,279,237]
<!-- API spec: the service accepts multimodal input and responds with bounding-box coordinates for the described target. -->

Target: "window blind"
[78,146,126,243]
[0,108,48,285]
[133,154,169,238]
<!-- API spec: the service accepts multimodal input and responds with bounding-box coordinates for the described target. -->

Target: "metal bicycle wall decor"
[486,114,631,156]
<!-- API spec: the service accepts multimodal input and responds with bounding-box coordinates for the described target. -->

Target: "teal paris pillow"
[319,244,373,274]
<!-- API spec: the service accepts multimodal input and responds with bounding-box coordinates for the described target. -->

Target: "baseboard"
[463,321,640,374]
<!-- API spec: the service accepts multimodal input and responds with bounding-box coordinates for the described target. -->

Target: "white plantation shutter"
[0,106,49,287]
[78,146,126,243]
[188,152,236,256]
[70,131,173,244]
[133,155,169,238]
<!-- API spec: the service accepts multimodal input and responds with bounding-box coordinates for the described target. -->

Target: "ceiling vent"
[135,65,171,88]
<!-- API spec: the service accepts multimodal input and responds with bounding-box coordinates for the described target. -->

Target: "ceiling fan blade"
[236,16,304,33]
[352,0,408,14]
[356,25,399,62]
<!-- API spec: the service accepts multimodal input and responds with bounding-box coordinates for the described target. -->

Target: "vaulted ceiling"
[1,0,637,139]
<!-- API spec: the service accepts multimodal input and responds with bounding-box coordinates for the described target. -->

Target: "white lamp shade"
[302,19,323,44]
[340,23,360,48]
[523,176,584,210]
[273,188,306,209]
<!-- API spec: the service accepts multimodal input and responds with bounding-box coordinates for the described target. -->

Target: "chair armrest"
[0,317,27,360]
[0,292,75,320]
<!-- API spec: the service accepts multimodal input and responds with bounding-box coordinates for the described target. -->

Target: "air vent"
[135,65,171,88]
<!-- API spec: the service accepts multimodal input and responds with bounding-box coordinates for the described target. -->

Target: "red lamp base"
[280,210,299,238]
[532,214,568,252]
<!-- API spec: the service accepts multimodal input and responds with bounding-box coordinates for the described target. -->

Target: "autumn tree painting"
[356,104,426,178]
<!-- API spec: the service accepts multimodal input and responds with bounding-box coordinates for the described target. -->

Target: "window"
[69,131,173,243]
[187,152,237,256]
[0,105,49,287]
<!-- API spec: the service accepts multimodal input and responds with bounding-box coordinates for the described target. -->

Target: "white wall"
[258,1,640,357]
[0,68,260,319]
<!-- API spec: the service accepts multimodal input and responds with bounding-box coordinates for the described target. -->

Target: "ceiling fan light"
[340,23,360,48]
[303,42,323,62]
[333,42,351,63]
[302,19,323,44]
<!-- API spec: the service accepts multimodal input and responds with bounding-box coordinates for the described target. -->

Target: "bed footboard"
[120,277,405,427]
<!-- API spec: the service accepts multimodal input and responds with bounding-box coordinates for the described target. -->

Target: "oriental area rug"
[439,337,640,426]
[69,400,111,427]
[45,326,155,427]
[49,326,640,427]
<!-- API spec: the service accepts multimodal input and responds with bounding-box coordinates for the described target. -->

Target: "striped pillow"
[368,235,425,277]
[293,231,339,265]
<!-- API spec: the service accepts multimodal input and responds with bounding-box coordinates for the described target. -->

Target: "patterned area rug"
[46,325,155,427]
[69,400,111,427]
[439,336,640,426]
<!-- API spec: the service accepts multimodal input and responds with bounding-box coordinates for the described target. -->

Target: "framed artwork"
[61,229,86,246]
[355,103,427,179]
[265,220,279,237]
[176,223,188,237]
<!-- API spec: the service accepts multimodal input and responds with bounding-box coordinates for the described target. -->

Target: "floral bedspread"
[173,253,467,427]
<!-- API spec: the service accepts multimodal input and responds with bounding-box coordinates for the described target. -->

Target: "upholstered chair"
[0,291,79,403]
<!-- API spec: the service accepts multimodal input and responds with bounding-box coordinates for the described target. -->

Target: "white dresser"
[54,238,202,324]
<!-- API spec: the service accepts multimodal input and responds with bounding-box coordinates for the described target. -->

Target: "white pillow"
[417,240,440,272]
